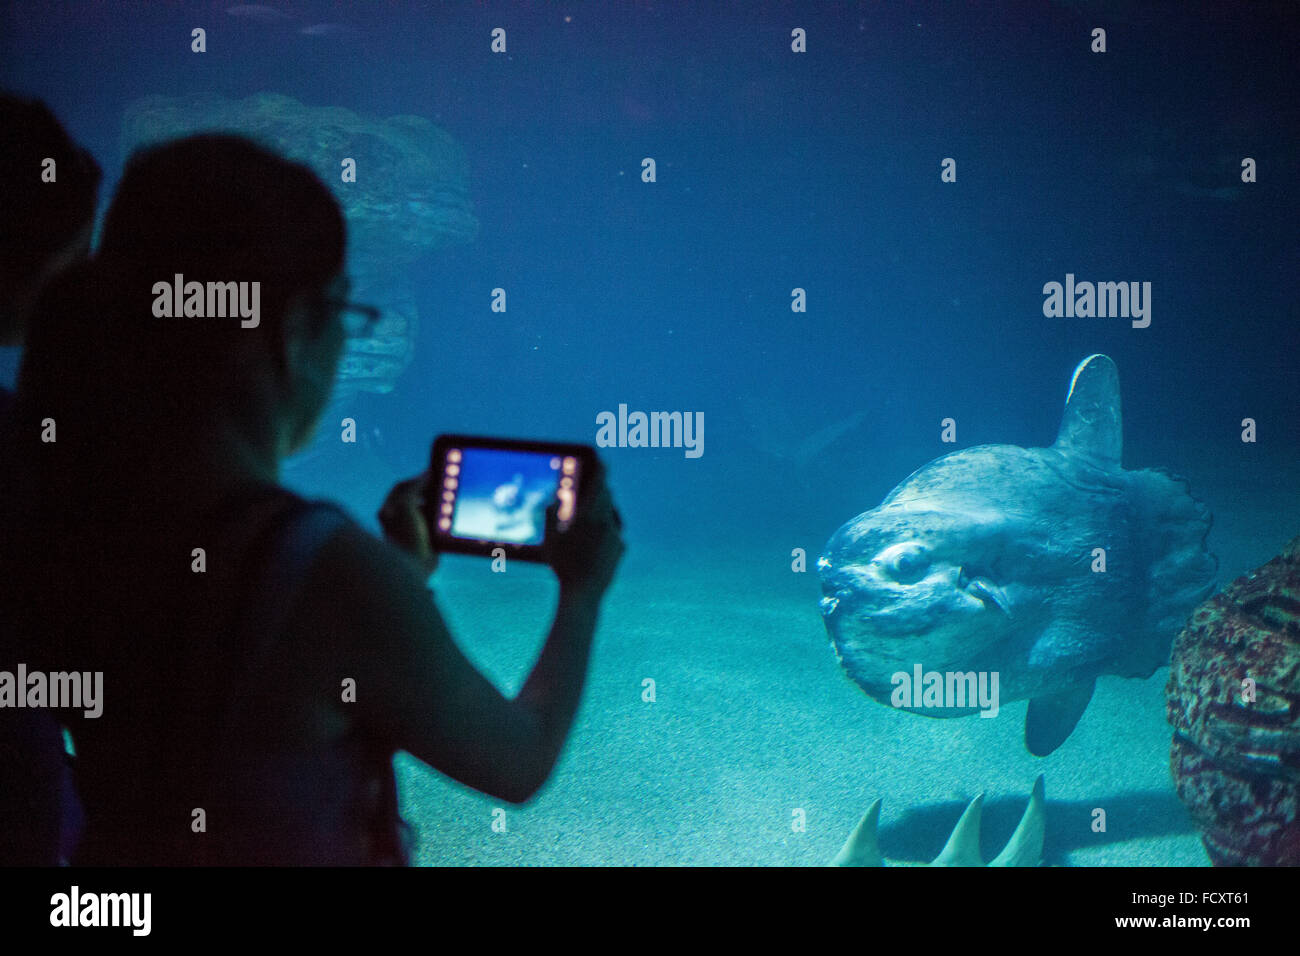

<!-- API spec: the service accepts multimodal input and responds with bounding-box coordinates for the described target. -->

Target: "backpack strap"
[202,496,415,865]
[233,500,411,865]
[219,500,351,738]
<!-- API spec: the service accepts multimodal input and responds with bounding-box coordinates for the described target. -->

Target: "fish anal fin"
[1025,680,1096,756]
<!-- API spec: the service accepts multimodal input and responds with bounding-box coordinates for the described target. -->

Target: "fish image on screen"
[449,448,562,545]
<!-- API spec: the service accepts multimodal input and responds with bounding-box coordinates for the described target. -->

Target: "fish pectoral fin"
[966,576,1012,616]
[1025,680,1096,756]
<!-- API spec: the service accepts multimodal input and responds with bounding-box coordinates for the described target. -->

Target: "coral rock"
[1166,534,1300,866]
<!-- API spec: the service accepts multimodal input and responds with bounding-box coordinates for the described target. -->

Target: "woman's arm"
[296,473,623,804]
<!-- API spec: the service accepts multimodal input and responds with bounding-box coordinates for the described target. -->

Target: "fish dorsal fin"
[1053,354,1122,469]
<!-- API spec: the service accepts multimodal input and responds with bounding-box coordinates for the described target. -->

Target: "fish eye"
[877,543,931,583]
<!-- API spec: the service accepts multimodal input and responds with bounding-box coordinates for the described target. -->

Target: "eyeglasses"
[323,298,381,338]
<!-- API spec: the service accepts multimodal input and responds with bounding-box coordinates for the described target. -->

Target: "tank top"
[71,485,410,865]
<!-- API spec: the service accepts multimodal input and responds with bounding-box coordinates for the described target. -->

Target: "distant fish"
[225,5,293,23]
[736,395,873,476]
[300,22,360,39]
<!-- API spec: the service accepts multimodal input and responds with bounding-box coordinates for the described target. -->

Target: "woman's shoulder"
[265,491,435,642]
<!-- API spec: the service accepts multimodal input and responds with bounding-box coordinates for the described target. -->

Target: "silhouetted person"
[0,92,100,864]
[0,134,622,865]
[0,94,100,356]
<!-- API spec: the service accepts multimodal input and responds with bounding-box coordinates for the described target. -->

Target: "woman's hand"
[542,462,624,600]
[378,472,439,578]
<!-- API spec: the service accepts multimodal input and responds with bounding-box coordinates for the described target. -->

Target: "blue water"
[3,1,1297,866]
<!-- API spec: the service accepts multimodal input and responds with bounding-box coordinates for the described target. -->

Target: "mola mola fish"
[817,354,1216,755]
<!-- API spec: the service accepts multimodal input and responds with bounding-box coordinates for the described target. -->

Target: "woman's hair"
[22,133,346,422]
[97,132,344,319]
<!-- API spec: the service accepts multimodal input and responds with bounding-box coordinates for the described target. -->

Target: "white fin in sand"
[830,776,1046,867]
